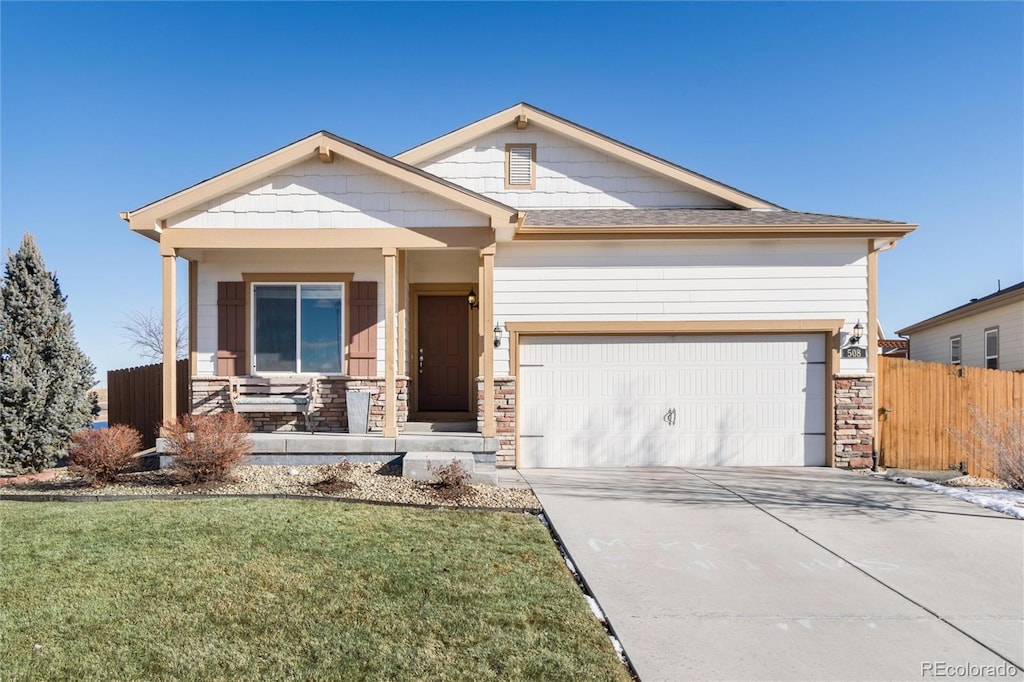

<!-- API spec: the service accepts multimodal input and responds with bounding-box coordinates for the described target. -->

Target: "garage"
[518,334,827,468]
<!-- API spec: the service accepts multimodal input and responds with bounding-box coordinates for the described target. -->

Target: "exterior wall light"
[849,320,864,345]
[467,288,479,309]
[493,323,503,348]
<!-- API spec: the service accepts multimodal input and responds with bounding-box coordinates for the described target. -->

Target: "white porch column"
[383,247,398,437]
[161,250,177,425]
[480,246,496,438]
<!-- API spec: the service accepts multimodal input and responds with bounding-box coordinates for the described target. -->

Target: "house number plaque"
[841,346,867,359]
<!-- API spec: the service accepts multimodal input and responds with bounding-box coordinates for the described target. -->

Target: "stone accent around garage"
[834,373,875,469]
[190,376,408,434]
[477,376,516,468]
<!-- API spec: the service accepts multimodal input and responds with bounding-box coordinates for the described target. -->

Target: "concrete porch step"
[156,432,498,470]
[402,452,498,486]
[403,420,477,434]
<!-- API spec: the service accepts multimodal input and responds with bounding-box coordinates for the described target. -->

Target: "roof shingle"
[522,208,906,227]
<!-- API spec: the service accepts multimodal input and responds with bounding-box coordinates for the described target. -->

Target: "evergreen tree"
[0,234,95,473]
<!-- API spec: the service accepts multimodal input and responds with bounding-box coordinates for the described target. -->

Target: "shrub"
[949,406,1024,489]
[427,459,473,501]
[68,426,142,485]
[162,413,252,483]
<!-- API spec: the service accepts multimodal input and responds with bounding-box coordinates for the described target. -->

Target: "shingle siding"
[418,128,734,210]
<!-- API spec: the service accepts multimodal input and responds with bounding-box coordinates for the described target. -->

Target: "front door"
[417,296,469,412]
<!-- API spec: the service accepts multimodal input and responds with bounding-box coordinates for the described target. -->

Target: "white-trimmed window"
[505,143,536,189]
[252,283,344,373]
[984,328,999,370]
[949,335,962,365]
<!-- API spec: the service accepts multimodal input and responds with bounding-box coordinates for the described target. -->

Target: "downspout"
[869,239,900,473]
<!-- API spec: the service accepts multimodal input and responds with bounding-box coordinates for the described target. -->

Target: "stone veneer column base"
[189,376,408,434]
[477,376,516,468]
[833,373,875,469]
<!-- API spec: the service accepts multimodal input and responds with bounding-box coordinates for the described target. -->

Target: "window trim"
[949,335,962,365]
[242,272,353,376]
[984,327,999,370]
[505,143,537,190]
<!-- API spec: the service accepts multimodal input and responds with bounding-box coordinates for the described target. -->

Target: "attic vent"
[506,143,536,189]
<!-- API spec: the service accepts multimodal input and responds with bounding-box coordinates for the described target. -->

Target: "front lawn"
[0,500,627,681]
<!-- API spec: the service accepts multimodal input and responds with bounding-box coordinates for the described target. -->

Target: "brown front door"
[417,296,470,412]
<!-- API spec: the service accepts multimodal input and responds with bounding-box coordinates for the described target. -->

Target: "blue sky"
[2,2,1022,384]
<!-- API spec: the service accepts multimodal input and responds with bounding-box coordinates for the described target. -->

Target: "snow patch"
[610,635,626,663]
[892,476,1024,520]
[584,595,606,623]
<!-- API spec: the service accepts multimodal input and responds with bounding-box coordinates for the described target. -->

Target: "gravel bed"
[942,474,1012,489]
[1,464,542,510]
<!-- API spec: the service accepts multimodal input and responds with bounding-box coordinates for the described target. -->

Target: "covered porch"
[158,234,501,441]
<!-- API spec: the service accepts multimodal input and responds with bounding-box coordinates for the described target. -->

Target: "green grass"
[0,499,628,681]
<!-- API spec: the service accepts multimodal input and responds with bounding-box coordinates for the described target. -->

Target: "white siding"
[907,300,1024,371]
[494,239,869,374]
[168,157,487,229]
[418,127,734,210]
[194,250,385,376]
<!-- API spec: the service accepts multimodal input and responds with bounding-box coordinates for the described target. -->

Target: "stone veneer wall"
[833,373,875,469]
[190,376,408,434]
[477,377,516,468]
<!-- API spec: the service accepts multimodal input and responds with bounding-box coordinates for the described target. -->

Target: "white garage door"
[519,334,827,468]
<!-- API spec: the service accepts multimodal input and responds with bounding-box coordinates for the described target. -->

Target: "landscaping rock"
[1,464,541,510]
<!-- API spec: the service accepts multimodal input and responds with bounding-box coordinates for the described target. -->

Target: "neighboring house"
[897,281,1024,371]
[122,103,915,469]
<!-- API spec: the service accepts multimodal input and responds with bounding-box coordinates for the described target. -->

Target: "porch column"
[383,247,398,437]
[161,250,177,425]
[480,246,496,438]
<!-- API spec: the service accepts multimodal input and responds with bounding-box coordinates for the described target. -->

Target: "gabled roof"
[395,102,779,211]
[122,131,518,241]
[897,281,1024,335]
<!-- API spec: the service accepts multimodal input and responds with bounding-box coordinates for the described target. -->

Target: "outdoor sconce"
[849,320,864,345]
[493,323,503,348]
[467,288,479,310]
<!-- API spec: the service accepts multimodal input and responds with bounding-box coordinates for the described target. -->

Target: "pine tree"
[0,234,95,473]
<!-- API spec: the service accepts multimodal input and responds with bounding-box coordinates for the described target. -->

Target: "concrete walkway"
[523,467,1023,682]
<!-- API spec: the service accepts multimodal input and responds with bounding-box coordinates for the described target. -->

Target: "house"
[896,281,1024,371]
[121,103,915,469]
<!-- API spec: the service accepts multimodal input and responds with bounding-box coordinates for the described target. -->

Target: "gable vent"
[506,144,536,188]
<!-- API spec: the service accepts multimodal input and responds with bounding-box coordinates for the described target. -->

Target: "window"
[253,283,344,373]
[949,336,961,365]
[984,328,999,370]
[505,143,536,189]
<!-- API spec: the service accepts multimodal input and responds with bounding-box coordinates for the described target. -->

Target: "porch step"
[403,420,477,434]
[402,452,498,486]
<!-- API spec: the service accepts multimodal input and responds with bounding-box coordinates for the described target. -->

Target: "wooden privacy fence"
[108,360,190,449]
[878,356,1024,474]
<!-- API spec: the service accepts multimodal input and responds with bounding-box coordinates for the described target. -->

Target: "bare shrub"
[310,460,357,495]
[162,413,252,483]
[68,426,143,485]
[427,459,474,501]
[949,406,1024,489]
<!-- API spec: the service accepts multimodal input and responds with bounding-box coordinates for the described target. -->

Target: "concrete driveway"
[522,468,1023,682]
